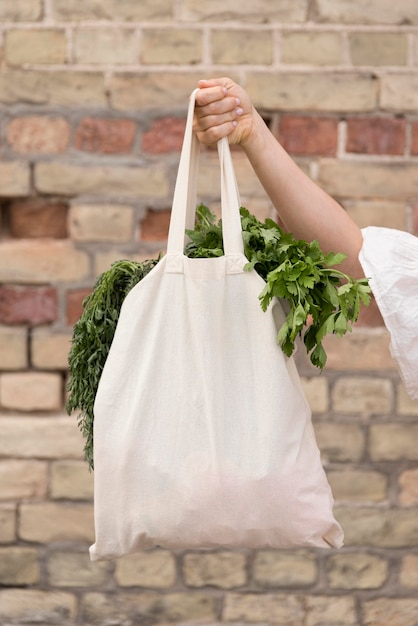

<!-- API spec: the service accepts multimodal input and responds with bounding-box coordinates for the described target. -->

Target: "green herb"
[67,205,370,468]
[66,258,159,469]
[186,205,371,369]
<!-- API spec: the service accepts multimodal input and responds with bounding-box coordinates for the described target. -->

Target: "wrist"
[240,108,273,157]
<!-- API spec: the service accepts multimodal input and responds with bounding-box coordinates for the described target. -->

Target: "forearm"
[241,111,365,277]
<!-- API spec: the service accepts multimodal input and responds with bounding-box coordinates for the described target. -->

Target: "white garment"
[359,226,418,399]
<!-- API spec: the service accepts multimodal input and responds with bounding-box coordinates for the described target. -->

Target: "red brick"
[277,115,338,156]
[9,199,68,239]
[6,116,70,154]
[142,117,186,154]
[75,118,136,154]
[66,288,92,326]
[140,208,171,241]
[0,286,57,325]
[411,122,418,156]
[346,117,406,155]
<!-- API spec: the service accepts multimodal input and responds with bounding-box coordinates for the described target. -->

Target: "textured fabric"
[359,226,418,399]
[90,90,343,560]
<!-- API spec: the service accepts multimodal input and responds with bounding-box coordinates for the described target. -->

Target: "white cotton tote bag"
[90,89,343,560]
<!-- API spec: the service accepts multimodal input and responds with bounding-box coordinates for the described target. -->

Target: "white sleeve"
[359,226,418,398]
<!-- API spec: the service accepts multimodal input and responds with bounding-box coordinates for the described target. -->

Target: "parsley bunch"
[186,205,371,369]
[67,205,370,468]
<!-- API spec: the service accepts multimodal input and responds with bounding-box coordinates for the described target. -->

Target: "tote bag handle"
[166,88,244,257]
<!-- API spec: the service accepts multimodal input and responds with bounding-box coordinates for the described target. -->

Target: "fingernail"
[223,87,228,94]
[235,98,241,105]
[236,107,243,116]
[232,120,237,127]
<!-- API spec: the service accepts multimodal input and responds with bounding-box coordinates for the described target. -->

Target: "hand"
[193,77,254,146]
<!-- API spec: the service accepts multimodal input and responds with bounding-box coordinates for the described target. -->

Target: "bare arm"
[194,78,364,278]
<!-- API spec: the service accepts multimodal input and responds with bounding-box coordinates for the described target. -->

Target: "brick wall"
[1,1,418,624]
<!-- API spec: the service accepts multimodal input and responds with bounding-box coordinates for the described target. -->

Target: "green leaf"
[324,251,347,266]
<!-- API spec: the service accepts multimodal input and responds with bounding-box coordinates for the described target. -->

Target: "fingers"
[195,85,227,108]
[193,77,249,145]
[197,96,239,122]
[198,76,235,93]
[193,119,237,145]
[193,96,239,144]
[195,76,238,106]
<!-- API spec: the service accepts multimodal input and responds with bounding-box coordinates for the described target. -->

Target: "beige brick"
[47,551,110,587]
[335,507,418,547]
[69,204,134,242]
[141,28,202,64]
[0,161,30,196]
[183,552,247,589]
[282,31,343,65]
[223,592,304,622]
[332,377,393,415]
[0,372,62,411]
[363,598,418,626]
[399,468,418,506]
[32,332,71,372]
[381,74,418,112]
[116,550,176,588]
[323,330,394,371]
[0,326,27,370]
[35,161,169,198]
[74,28,137,64]
[370,423,418,461]
[326,552,388,589]
[0,547,40,585]
[247,72,377,112]
[81,591,217,624]
[300,376,329,413]
[350,33,407,66]
[31,331,71,370]
[5,29,66,65]
[53,0,173,20]
[0,70,105,106]
[0,416,84,459]
[110,71,207,110]
[315,0,418,25]
[397,381,418,415]
[211,29,273,64]
[0,589,77,623]
[327,469,387,503]
[0,0,42,21]
[0,460,47,500]
[0,240,89,284]
[181,0,308,22]
[314,422,365,462]
[50,460,93,500]
[400,554,418,588]
[19,502,94,542]
[343,200,408,231]
[0,504,16,543]
[318,159,418,199]
[305,595,357,625]
[253,550,317,587]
